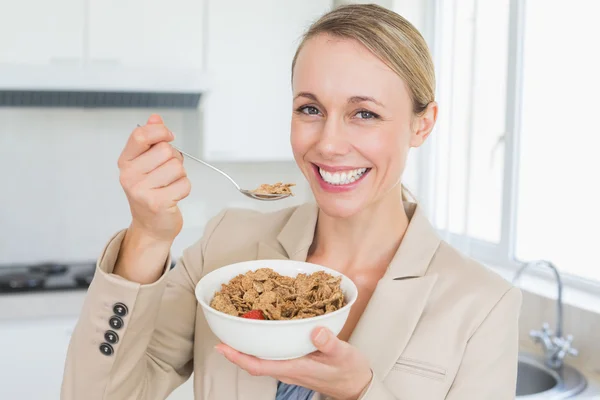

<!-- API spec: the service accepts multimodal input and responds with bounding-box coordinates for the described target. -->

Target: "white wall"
[0,107,311,266]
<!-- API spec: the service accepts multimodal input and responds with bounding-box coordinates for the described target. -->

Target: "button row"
[99,343,113,356]
[100,303,128,356]
[109,316,123,330]
[105,330,119,344]
[113,302,128,317]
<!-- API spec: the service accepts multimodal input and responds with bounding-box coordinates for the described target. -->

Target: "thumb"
[312,327,346,356]
[147,114,163,125]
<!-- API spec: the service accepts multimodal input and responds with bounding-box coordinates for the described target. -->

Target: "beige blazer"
[61,202,521,400]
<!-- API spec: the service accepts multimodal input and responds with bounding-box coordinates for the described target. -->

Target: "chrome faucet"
[513,260,578,369]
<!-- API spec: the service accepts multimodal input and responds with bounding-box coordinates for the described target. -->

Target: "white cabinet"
[88,0,205,69]
[0,0,85,65]
[203,0,333,162]
[0,317,77,399]
[0,0,204,72]
[0,315,194,400]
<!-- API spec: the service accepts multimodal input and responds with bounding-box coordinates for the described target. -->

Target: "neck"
[311,186,410,274]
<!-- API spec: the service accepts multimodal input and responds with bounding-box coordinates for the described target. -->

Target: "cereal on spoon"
[250,182,295,197]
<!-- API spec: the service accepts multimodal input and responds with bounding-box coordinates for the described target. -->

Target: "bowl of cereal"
[195,259,358,360]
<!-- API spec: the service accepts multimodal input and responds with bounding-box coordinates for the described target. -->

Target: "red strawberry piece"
[241,310,265,320]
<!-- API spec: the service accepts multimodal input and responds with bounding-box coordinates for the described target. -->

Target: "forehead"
[292,34,408,103]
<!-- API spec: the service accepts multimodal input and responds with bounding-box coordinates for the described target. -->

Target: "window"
[427,0,600,283]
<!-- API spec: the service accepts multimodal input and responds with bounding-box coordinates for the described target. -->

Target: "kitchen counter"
[519,342,600,399]
[558,361,600,399]
[0,289,87,321]
[578,370,600,399]
[0,289,194,399]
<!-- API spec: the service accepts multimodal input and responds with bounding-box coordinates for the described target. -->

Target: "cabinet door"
[88,0,205,69]
[203,0,333,162]
[0,317,77,399]
[0,0,85,65]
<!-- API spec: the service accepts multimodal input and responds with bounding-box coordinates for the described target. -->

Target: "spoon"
[134,124,291,201]
[172,145,291,201]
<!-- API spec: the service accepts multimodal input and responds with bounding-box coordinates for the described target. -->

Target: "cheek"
[290,117,320,155]
[359,127,409,168]
[290,126,305,158]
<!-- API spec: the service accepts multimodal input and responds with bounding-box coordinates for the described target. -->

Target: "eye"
[297,105,321,116]
[355,110,379,119]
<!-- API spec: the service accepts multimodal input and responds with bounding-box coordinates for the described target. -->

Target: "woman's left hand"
[215,327,373,400]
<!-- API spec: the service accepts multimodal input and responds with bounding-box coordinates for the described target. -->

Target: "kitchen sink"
[516,352,587,399]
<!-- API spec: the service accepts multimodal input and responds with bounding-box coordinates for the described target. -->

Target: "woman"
[62,4,521,400]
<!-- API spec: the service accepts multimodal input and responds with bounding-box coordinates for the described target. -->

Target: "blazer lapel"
[256,242,289,260]
[256,202,319,261]
[349,203,442,379]
[348,275,438,379]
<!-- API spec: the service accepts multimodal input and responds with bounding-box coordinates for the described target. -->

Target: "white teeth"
[319,167,368,185]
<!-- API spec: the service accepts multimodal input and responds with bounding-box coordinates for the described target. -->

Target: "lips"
[318,166,368,185]
[311,163,371,192]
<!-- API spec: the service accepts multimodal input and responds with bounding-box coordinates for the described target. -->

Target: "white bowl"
[195,259,358,360]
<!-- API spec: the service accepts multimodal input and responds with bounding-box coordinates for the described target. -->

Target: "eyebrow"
[348,95,384,107]
[294,92,384,107]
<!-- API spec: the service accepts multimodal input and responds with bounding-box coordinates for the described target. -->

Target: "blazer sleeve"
[60,210,228,400]
[357,286,522,400]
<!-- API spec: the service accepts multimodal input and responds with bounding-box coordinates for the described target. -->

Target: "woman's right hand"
[113,114,191,283]
[118,114,190,242]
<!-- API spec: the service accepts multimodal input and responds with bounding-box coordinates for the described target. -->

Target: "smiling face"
[291,33,436,218]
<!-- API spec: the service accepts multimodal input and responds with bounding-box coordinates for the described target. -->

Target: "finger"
[133,177,191,213]
[120,124,174,162]
[215,344,297,378]
[144,158,186,189]
[311,327,347,358]
[162,176,191,203]
[131,142,182,174]
[147,114,164,125]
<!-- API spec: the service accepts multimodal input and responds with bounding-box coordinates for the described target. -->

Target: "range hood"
[0,64,209,109]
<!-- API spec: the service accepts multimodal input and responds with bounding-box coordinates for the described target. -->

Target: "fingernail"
[214,345,225,355]
[170,131,175,140]
[314,328,329,346]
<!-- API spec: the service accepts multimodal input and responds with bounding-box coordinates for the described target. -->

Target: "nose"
[315,117,351,159]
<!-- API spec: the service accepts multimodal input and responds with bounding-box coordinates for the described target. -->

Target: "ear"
[409,101,438,148]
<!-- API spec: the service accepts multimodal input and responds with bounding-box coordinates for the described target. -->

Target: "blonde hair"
[292,4,435,201]
[292,3,435,114]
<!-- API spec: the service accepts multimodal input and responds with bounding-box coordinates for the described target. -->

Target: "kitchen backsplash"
[0,108,314,266]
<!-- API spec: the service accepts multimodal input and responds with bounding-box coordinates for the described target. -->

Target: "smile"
[311,163,372,192]
[318,167,368,185]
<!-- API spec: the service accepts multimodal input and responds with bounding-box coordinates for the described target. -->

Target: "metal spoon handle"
[173,145,241,191]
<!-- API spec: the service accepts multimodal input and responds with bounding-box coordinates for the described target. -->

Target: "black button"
[113,303,128,317]
[109,315,124,330]
[99,343,114,356]
[104,330,119,344]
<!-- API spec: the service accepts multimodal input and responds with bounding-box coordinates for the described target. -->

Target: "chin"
[313,195,368,219]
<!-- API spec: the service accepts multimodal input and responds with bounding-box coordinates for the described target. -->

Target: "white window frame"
[421,0,600,299]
